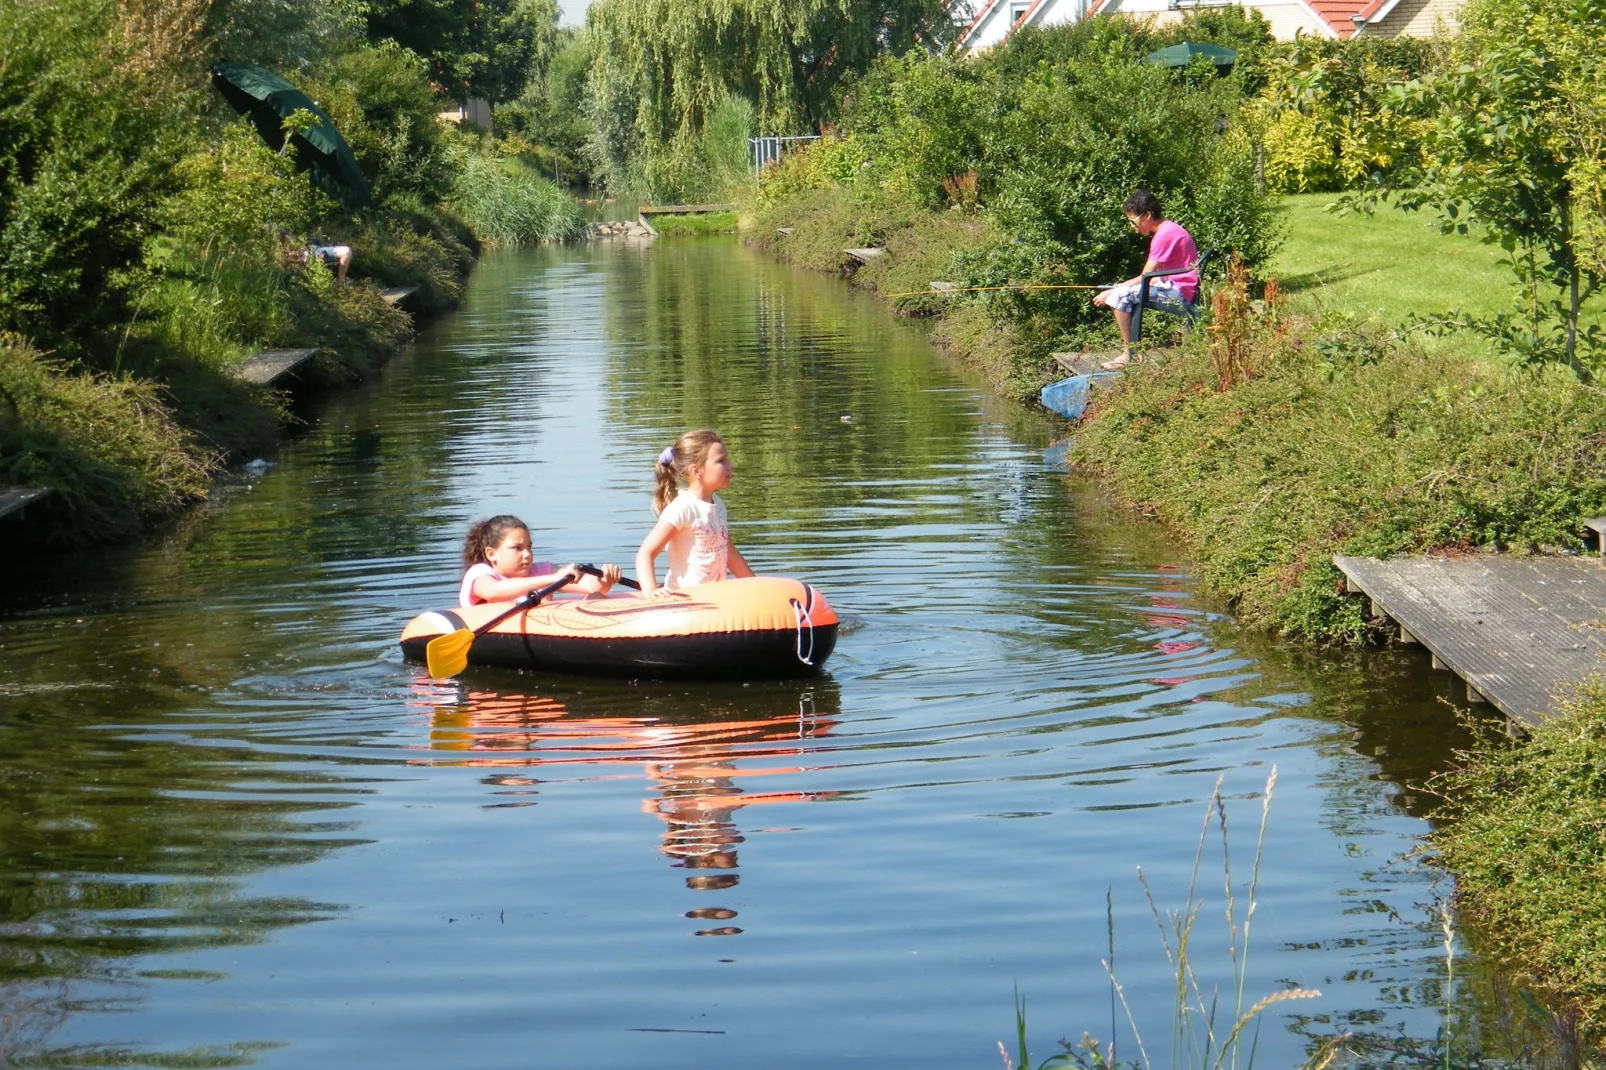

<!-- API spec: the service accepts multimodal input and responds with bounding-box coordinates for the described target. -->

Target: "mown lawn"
[1269,192,1515,324]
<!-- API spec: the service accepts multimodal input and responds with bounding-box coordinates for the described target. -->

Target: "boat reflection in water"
[409,680,841,932]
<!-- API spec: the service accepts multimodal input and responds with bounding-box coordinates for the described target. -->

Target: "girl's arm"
[635,517,679,595]
[727,542,754,579]
[470,564,583,604]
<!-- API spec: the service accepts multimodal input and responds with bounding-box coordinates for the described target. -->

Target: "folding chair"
[1129,247,1216,345]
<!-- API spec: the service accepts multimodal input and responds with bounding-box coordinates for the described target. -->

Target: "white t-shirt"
[659,490,729,590]
[459,560,557,607]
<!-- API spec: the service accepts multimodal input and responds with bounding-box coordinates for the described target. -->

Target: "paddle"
[425,573,576,680]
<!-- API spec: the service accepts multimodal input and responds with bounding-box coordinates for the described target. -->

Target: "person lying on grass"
[1092,189,1199,370]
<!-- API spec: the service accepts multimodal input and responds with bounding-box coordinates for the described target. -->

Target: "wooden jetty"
[380,286,418,308]
[234,347,317,387]
[844,247,885,264]
[638,203,736,216]
[1335,553,1606,730]
[0,485,50,522]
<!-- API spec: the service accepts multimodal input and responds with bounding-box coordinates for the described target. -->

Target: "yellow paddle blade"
[425,627,475,679]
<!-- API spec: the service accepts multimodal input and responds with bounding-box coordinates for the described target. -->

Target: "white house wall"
[1097,0,1334,37]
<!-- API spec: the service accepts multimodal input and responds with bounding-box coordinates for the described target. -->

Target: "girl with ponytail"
[635,429,754,595]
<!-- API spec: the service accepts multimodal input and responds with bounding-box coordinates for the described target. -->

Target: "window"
[1009,1,1032,23]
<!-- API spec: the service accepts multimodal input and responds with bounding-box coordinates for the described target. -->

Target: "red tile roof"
[1305,0,1368,36]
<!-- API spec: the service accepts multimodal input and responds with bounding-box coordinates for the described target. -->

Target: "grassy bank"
[746,190,1061,400]
[744,178,1606,644]
[650,211,739,236]
[1067,317,1606,642]
[1271,193,1514,324]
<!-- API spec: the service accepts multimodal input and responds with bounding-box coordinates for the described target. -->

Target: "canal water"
[0,241,1483,1067]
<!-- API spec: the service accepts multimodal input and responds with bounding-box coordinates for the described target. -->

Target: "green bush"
[498,27,596,185]
[0,0,194,348]
[1245,37,1440,193]
[306,43,459,205]
[1433,683,1606,1035]
[450,153,586,244]
[805,35,1278,333]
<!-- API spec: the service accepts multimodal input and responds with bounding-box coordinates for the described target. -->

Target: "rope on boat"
[790,597,815,667]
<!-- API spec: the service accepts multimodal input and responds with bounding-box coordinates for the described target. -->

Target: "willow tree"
[585,0,950,193]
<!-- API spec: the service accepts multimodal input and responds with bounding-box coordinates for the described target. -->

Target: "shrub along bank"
[0,0,584,549]
[745,15,1280,400]
[1431,683,1606,1036]
[1067,304,1606,643]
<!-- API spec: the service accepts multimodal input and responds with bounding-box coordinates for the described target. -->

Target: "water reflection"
[415,681,839,922]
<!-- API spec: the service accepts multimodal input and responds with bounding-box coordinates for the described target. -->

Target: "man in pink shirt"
[1092,189,1199,369]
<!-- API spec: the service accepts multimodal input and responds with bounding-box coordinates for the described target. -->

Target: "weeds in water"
[1004,769,1340,1070]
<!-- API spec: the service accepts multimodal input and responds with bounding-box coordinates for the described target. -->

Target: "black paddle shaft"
[470,574,574,636]
[576,563,643,591]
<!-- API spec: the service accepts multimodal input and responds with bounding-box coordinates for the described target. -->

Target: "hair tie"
[658,446,676,467]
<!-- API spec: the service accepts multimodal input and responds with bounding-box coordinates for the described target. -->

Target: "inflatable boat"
[400,576,837,680]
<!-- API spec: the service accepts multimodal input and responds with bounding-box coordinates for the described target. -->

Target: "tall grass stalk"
[1007,768,1340,1070]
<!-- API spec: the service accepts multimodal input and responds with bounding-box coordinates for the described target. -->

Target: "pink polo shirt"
[1149,220,1199,303]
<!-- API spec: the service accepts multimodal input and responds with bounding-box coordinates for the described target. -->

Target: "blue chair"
[1129,248,1216,344]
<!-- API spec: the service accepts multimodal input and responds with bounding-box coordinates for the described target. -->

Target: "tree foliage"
[0,0,197,345]
[1360,0,1606,374]
[584,0,950,194]
[364,0,560,104]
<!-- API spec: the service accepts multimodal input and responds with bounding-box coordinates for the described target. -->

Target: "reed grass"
[451,154,586,246]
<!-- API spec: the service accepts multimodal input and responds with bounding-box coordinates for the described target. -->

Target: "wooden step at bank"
[1334,553,1606,731]
[235,348,317,387]
[0,485,50,521]
[380,286,418,308]
[844,247,885,264]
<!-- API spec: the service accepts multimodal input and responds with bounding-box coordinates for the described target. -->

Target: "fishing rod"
[879,281,1115,299]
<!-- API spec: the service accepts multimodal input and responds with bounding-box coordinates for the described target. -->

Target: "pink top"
[459,561,557,607]
[1148,220,1199,303]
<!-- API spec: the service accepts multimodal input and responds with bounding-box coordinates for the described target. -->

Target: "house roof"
[1305,0,1369,36]
[955,0,1382,48]
[955,0,1003,46]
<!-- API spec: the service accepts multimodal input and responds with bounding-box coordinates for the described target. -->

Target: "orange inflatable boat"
[399,576,838,679]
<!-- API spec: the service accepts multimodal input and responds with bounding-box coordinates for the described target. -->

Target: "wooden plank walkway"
[234,348,317,387]
[1335,554,1606,730]
[638,203,736,215]
[0,485,50,521]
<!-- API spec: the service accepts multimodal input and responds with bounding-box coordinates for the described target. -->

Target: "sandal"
[1099,350,1142,371]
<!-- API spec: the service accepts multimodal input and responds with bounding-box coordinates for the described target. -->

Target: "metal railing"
[748,135,821,182]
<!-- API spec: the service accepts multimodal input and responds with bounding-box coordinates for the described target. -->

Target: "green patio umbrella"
[1143,42,1239,69]
[210,61,371,211]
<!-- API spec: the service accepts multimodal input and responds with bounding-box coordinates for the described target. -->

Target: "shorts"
[1101,279,1192,316]
[311,244,351,264]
